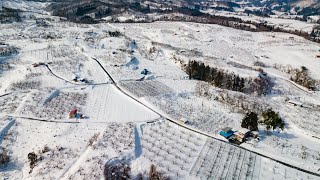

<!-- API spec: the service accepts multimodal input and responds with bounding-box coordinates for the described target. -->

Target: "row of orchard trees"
[0,45,18,57]
[185,60,273,96]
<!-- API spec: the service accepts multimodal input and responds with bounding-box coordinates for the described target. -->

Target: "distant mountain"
[238,0,320,16]
[291,0,320,16]
[1,0,319,24]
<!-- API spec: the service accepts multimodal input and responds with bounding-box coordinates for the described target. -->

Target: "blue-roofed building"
[220,127,234,139]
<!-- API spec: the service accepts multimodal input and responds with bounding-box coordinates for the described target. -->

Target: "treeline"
[159,15,318,42]
[154,7,320,43]
[186,60,273,96]
[273,64,318,90]
[47,2,320,43]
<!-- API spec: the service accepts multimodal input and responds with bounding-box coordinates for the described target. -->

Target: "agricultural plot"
[147,93,241,134]
[120,80,174,97]
[0,118,107,180]
[24,45,110,84]
[98,123,134,155]
[19,89,87,120]
[103,55,188,82]
[84,85,159,123]
[190,138,318,180]
[9,80,41,91]
[282,104,320,135]
[0,92,28,114]
[190,139,259,180]
[54,123,135,180]
[134,120,206,179]
[246,128,320,173]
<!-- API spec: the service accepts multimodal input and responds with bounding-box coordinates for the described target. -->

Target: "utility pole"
[188,59,191,80]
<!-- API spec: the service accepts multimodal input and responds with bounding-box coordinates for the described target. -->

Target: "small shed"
[69,109,77,119]
[234,128,250,142]
[220,127,234,139]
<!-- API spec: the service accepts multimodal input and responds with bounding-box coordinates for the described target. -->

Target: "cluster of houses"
[220,127,259,144]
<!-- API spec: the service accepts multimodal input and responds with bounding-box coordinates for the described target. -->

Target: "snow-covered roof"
[237,128,250,135]
[221,127,232,132]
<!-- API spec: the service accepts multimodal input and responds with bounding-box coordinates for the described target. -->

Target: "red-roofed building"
[69,109,77,119]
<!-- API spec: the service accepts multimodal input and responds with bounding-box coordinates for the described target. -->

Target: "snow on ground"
[120,80,174,97]
[206,10,318,33]
[108,21,320,174]
[146,91,243,134]
[132,120,207,179]
[84,85,160,123]
[0,117,137,179]
[133,120,319,179]
[1,14,320,179]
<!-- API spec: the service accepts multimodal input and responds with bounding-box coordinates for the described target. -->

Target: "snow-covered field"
[133,120,319,179]
[0,9,320,179]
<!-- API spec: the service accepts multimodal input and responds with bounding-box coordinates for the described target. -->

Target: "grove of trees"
[290,66,317,90]
[185,60,273,96]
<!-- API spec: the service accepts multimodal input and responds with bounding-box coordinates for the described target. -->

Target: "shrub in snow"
[149,164,170,180]
[195,81,211,98]
[253,61,266,67]
[104,159,131,179]
[0,148,10,165]
[28,151,38,173]
[42,145,50,154]
[108,31,122,37]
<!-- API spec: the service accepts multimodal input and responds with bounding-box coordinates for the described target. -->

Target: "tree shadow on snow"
[134,126,142,158]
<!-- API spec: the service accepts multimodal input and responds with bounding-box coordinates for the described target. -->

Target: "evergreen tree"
[261,109,285,130]
[241,112,258,131]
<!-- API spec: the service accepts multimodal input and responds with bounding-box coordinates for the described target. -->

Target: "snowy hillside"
[0,1,320,179]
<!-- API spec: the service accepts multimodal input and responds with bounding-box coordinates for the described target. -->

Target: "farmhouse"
[69,109,77,119]
[219,127,234,139]
[234,128,250,142]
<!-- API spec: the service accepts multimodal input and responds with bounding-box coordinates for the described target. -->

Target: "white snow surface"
[0,11,320,179]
